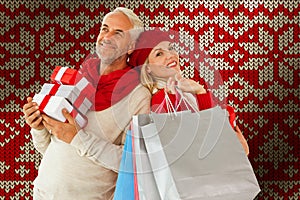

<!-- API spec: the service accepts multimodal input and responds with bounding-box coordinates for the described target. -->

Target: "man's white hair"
[112,7,144,41]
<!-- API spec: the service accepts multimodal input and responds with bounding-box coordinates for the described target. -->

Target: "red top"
[151,89,237,129]
[151,89,215,113]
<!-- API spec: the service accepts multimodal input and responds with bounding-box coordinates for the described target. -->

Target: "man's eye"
[100,27,108,32]
[115,31,124,37]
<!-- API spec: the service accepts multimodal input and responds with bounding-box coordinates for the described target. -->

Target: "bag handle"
[154,89,177,118]
[154,87,200,116]
[174,86,199,113]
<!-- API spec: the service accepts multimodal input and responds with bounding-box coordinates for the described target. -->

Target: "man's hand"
[42,108,80,144]
[23,97,45,130]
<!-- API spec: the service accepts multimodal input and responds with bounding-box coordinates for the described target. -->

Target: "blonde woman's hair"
[140,58,157,93]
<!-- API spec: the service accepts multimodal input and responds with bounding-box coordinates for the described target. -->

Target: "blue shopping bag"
[114,130,134,200]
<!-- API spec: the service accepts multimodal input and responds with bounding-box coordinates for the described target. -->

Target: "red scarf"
[78,57,140,111]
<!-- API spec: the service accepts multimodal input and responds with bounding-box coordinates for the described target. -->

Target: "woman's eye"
[169,45,175,51]
[156,52,163,57]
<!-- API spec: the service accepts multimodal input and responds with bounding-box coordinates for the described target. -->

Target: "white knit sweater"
[31,84,151,199]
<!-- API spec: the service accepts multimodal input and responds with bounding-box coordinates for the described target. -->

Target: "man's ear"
[127,41,136,55]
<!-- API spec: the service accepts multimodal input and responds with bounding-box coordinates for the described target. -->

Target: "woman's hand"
[165,77,177,94]
[175,73,207,94]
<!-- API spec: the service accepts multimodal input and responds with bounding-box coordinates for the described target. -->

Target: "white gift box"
[73,95,92,115]
[75,77,96,103]
[33,94,87,128]
[40,83,79,104]
[39,83,92,115]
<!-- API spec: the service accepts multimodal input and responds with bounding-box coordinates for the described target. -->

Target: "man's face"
[96,12,133,64]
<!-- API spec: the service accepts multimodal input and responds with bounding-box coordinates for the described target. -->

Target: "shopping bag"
[114,130,135,200]
[139,106,260,200]
[131,114,161,200]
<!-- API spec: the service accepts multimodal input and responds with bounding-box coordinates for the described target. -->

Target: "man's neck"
[99,57,128,75]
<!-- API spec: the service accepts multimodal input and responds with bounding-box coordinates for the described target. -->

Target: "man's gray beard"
[97,49,127,65]
[98,55,116,65]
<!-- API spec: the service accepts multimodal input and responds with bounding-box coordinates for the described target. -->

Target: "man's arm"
[23,97,51,154]
[31,128,51,155]
[42,85,151,172]
[71,86,151,172]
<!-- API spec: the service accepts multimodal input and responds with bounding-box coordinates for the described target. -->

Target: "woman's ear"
[146,65,151,73]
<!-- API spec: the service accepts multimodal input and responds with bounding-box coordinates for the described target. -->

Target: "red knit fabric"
[79,58,140,111]
[3,2,300,199]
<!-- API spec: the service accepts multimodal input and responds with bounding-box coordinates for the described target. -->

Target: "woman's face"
[147,41,180,80]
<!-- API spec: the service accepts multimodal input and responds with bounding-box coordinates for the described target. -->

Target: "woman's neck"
[155,78,167,89]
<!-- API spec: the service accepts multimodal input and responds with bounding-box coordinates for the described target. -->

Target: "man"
[23,7,151,199]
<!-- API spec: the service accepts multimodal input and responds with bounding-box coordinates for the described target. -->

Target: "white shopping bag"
[131,114,161,200]
[139,106,260,200]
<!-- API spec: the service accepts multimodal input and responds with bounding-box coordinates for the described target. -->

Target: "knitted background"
[0,0,299,199]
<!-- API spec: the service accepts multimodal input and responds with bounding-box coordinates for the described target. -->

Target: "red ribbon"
[81,82,95,101]
[73,95,87,114]
[48,84,60,95]
[38,95,68,123]
[39,95,51,113]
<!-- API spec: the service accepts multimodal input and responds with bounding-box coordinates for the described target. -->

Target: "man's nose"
[98,32,114,45]
[103,31,115,40]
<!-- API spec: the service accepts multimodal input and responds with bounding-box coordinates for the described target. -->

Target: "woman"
[130,30,214,112]
[129,29,249,155]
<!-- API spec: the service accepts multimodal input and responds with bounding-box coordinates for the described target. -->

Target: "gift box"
[73,95,92,115]
[50,66,82,85]
[75,77,96,103]
[33,94,87,128]
[39,83,92,115]
[40,83,80,104]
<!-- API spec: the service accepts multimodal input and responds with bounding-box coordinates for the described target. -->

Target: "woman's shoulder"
[130,84,152,99]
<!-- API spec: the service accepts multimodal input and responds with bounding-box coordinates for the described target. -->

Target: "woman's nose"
[165,50,177,58]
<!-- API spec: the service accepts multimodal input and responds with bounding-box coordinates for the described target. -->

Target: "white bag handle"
[154,89,177,118]
[174,86,199,113]
[154,87,201,119]
[157,86,224,158]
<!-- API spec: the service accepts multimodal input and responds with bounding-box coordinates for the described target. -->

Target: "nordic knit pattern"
[1,1,299,199]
